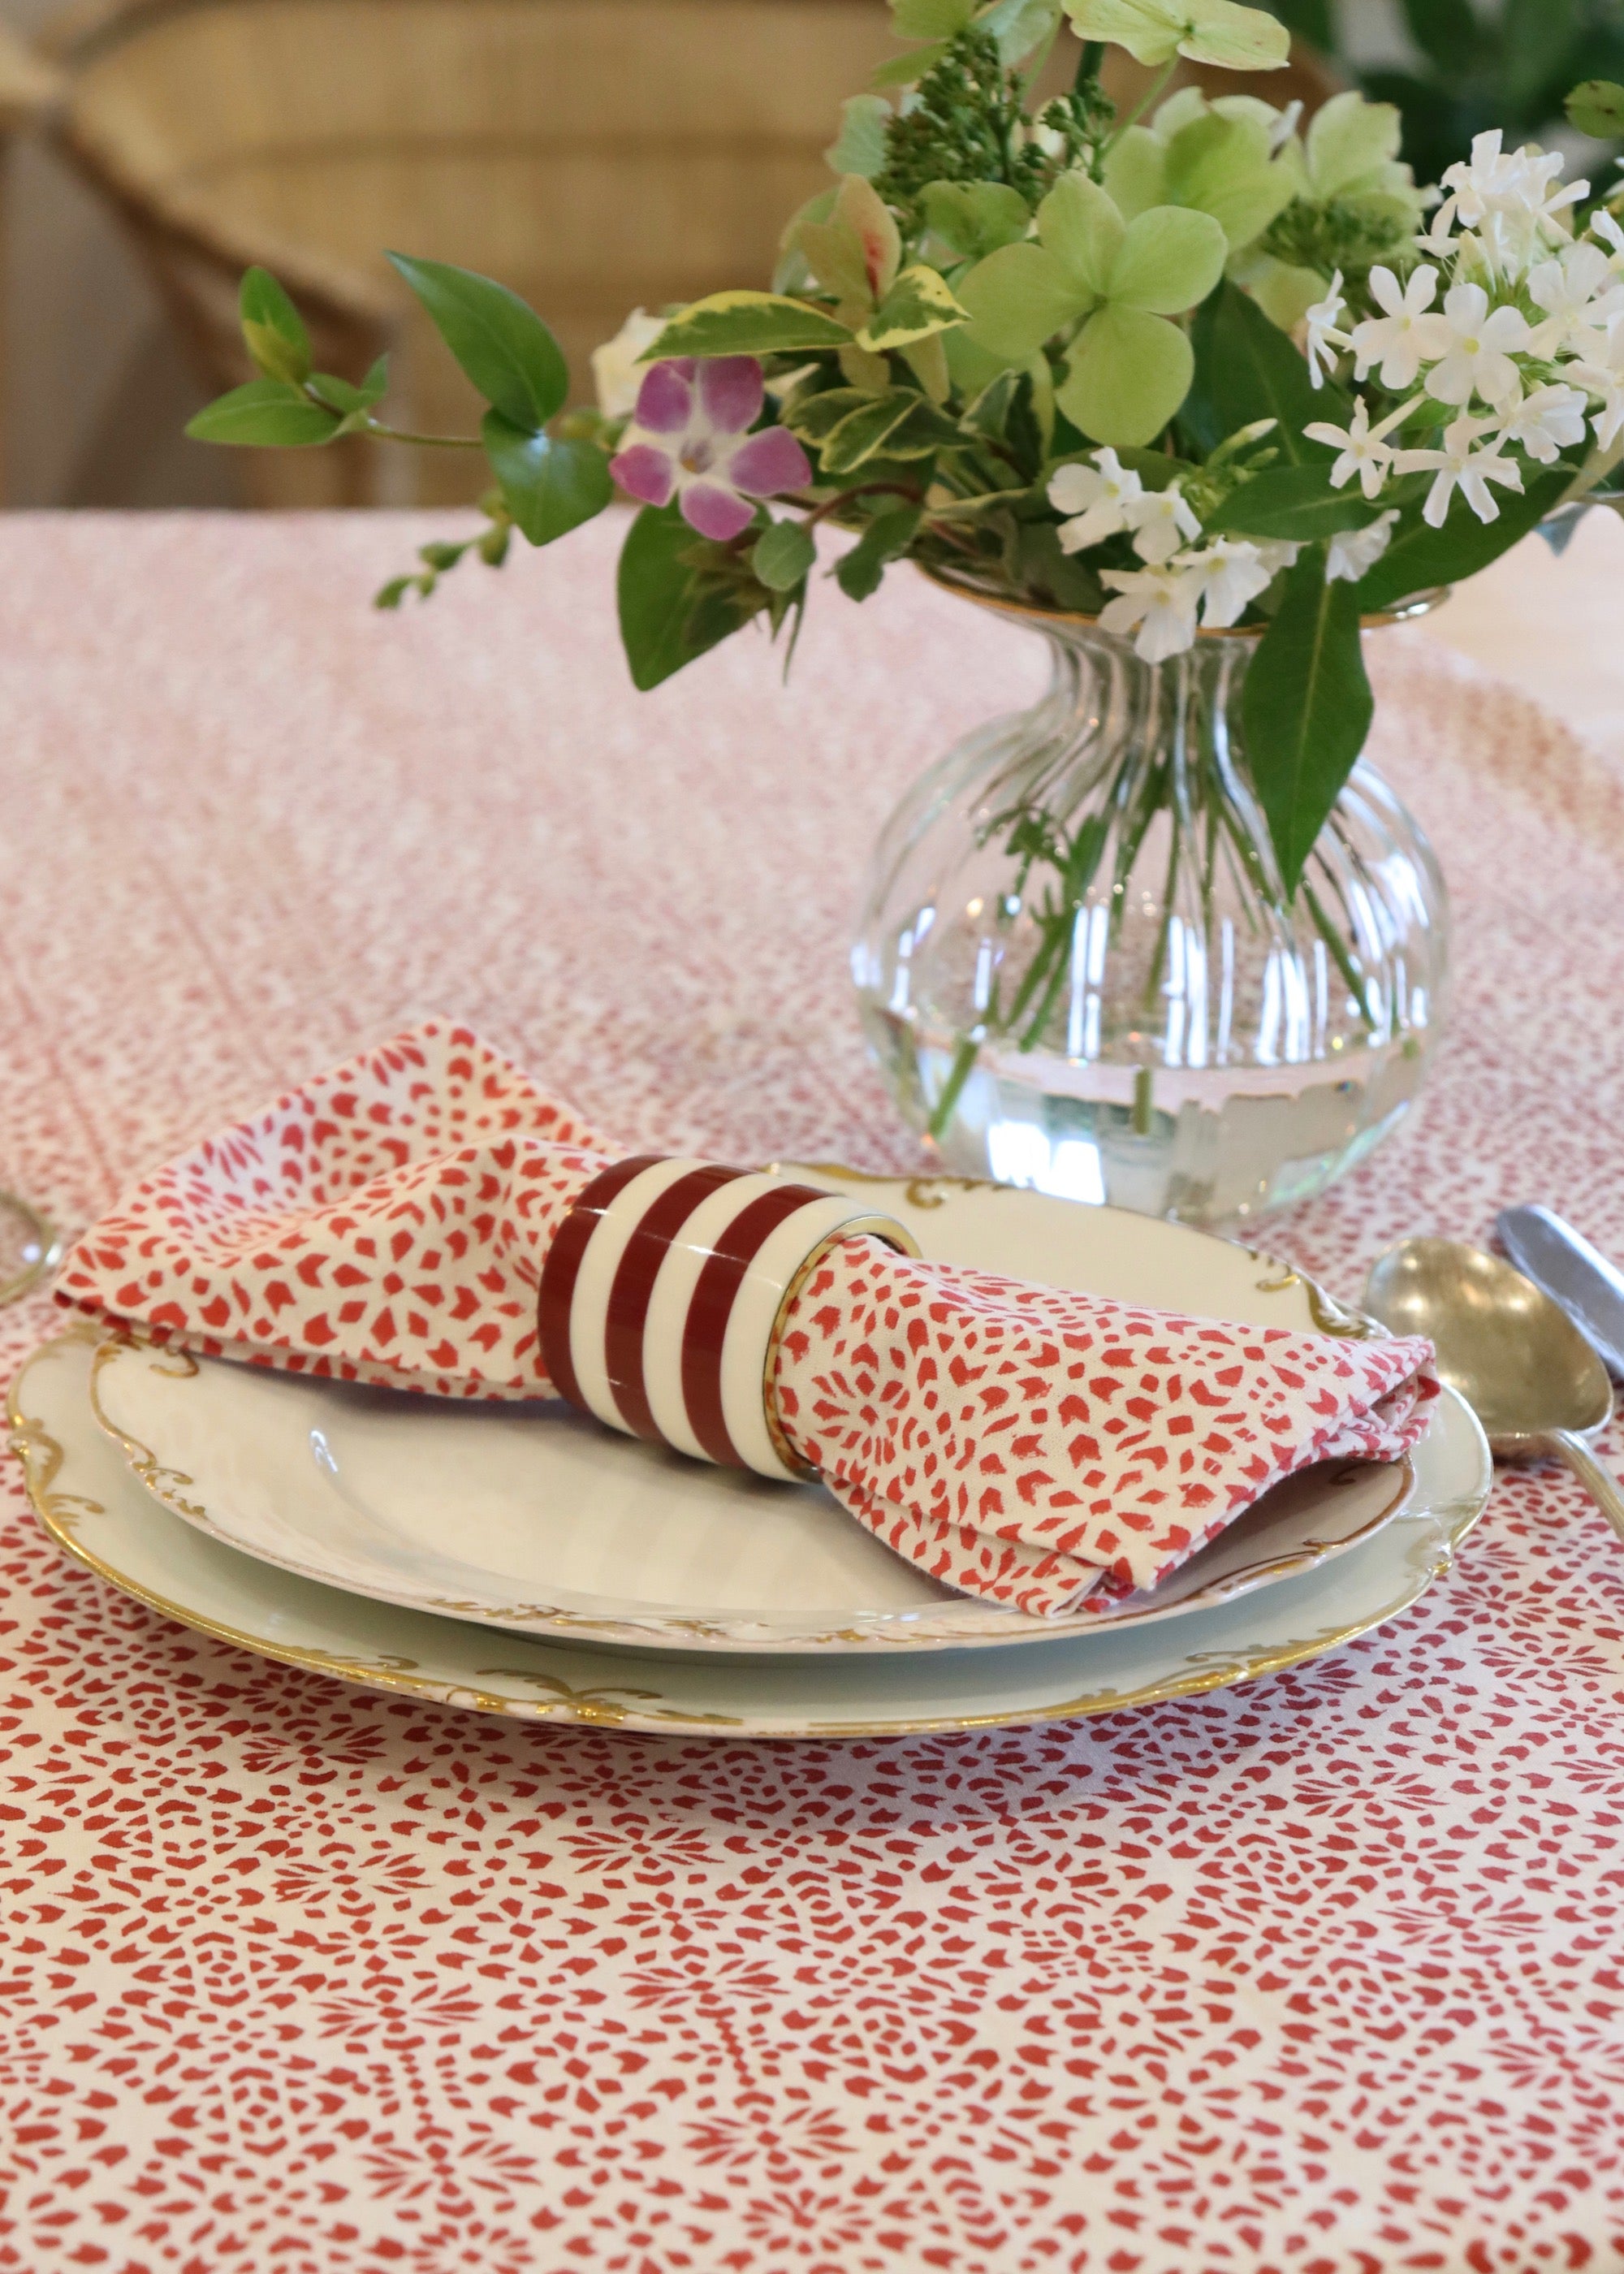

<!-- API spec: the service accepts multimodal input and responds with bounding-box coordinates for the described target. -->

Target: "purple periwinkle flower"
[609,357,811,543]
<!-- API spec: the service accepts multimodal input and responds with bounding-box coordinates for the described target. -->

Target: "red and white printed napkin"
[58,1019,1436,1615]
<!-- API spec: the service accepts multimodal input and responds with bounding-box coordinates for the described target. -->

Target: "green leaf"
[1352,464,1572,611]
[858,263,969,351]
[825,93,892,178]
[184,378,340,447]
[835,504,923,599]
[1241,549,1373,896]
[819,391,939,472]
[1014,521,1106,612]
[753,519,818,590]
[326,358,391,434]
[306,359,388,417]
[1207,464,1380,539]
[481,411,612,545]
[240,267,311,384]
[387,253,568,431]
[646,290,854,361]
[959,366,1022,441]
[1057,304,1194,448]
[783,386,872,440]
[1185,279,1343,464]
[616,504,750,691]
[1566,76,1624,138]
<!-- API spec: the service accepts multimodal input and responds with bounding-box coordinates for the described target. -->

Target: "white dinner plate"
[84,1168,1471,1654]
[11,1325,1493,1737]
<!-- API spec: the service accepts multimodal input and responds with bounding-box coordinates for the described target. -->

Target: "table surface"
[2,506,1623,2274]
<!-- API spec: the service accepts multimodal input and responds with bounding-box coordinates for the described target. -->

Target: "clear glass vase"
[853,591,1449,1228]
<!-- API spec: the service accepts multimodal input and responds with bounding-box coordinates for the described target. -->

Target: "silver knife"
[1496,1204,1624,1378]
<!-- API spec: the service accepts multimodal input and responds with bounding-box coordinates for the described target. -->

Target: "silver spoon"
[1364,1235,1624,1545]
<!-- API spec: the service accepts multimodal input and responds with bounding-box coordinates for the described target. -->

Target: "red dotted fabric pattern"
[54,1018,611,1397]
[776,1244,1435,1610]
[2,512,1622,2273]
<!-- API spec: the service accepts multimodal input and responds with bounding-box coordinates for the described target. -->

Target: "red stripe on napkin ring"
[536,1159,920,1481]
[533,1154,666,1412]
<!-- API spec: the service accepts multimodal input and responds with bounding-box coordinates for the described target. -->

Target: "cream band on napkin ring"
[536,1156,921,1481]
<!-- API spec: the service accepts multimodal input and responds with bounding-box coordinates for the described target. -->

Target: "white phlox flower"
[1304,395,1414,499]
[1325,509,1398,583]
[1422,281,1531,408]
[1350,266,1450,390]
[1099,564,1205,662]
[1416,211,1458,261]
[1435,131,1587,276]
[1494,382,1589,463]
[1441,132,1523,217]
[1591,207,1624,275]
[1125,482,1203,564]
[1175,536,1298,628]
[1504,148,1588,254]
[1397,413,1525,527]
[1570,310,1624,448]
[1304,270,1347,389]
[1526,241,1624,356]
[1049,449,1144,553]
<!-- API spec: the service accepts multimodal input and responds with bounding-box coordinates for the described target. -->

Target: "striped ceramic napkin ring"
[536,1156,921,1481]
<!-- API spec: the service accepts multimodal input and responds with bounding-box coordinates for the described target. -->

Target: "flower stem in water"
[1302,881,1377,1031]
[926,1034,981,1141]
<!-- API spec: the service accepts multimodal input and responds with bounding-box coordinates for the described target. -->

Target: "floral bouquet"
[187,11,1624,1213]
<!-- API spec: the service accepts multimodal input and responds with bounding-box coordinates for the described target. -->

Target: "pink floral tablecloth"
[2,508,1623,2274]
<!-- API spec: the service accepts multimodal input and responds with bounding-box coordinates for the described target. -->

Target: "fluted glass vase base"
[854,599,1449,1230]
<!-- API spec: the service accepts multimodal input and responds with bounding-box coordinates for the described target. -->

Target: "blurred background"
[2,0,1619,510]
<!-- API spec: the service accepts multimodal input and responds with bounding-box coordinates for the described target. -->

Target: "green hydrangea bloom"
[1065,0,1288,71]
[956,171,1225,444]
[1102,94,1298,253]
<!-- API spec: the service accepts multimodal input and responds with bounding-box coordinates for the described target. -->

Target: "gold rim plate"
[10,1325,1492,1737]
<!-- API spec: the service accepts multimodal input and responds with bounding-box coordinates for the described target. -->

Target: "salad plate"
[84,1169,1463,1655]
